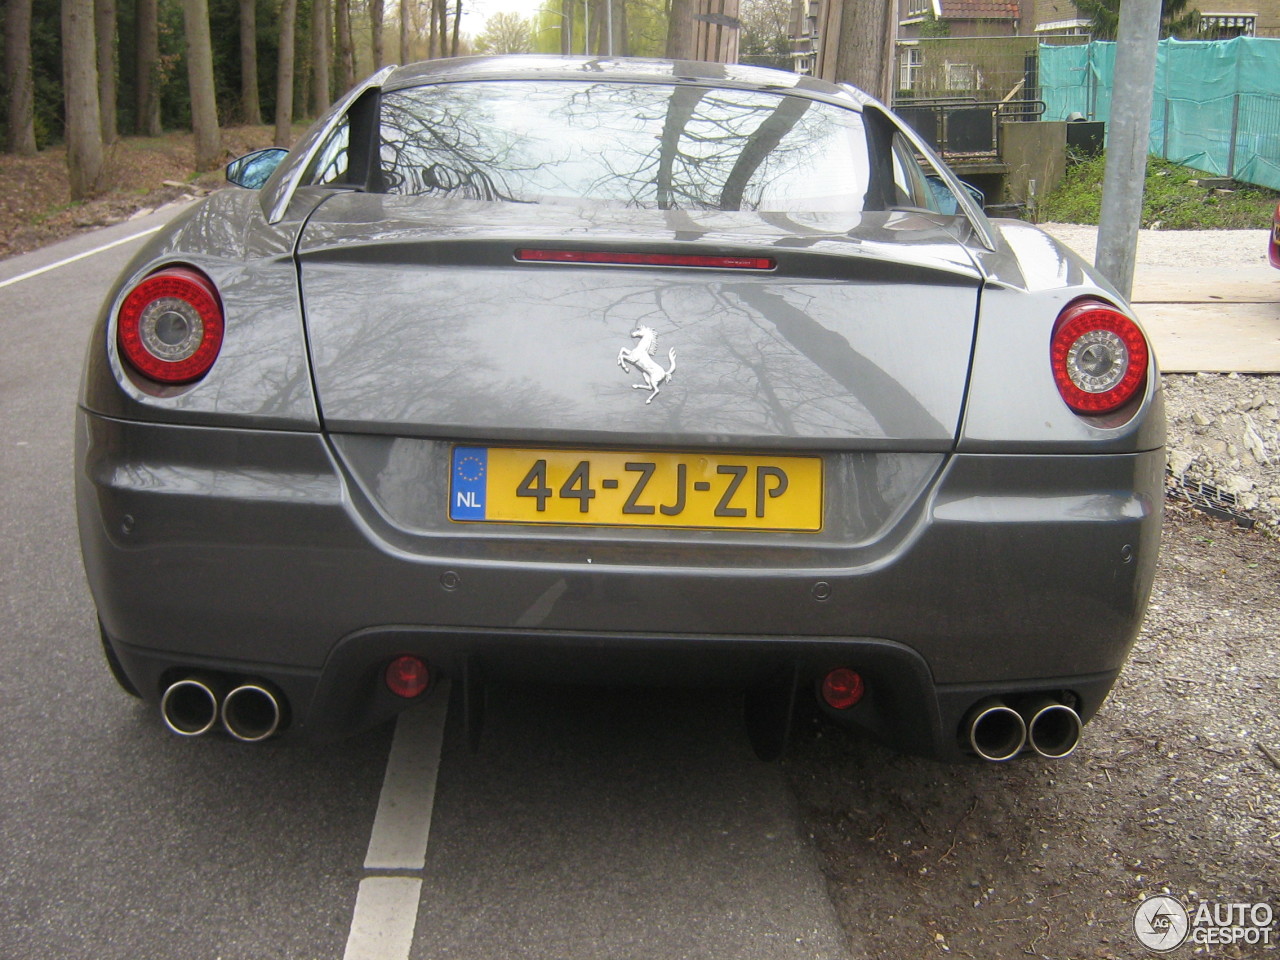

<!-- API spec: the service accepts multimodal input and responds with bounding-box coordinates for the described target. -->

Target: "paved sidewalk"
[1042,224,1280,374]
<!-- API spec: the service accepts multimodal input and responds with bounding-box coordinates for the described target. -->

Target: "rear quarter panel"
[79,188,325,430]
[960,219,1166,454]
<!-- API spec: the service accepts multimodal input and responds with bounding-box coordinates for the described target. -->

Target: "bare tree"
[94,0,116,143]
[182,0,221,170]
[313,0,331,113]
[370,0,384,67]
[665,0,693,59]
[62,0,104,198]
[739,0,790,66]
[135,0,160,135]
[240,0,262,123]
[559,0,571,53]
[475,11,531,52]
[275,0,297,144]
[335,0,355,87]
[5,0,37,154]
[450,0,460,55]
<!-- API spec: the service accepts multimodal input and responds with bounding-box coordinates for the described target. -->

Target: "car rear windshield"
[377,80,872,213]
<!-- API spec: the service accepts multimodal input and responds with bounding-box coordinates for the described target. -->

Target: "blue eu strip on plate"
[451,446,488,520]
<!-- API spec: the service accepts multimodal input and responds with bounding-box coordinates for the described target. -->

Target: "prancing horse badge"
[616,326,677,404]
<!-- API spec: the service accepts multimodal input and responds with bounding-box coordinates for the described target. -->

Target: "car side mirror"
[226,148,290,190]
[925,175,986,215]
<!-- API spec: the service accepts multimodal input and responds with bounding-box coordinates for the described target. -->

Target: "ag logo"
[1134,895,1190,952]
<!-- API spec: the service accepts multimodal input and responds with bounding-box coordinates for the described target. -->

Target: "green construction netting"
[1040,37,1280,191]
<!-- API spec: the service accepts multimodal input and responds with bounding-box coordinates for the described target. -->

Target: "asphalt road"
[0,210,847,960]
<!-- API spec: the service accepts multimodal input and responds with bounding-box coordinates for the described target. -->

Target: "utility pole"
[1095,0,1161,300]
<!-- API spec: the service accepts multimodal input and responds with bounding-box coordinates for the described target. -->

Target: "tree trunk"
[182,0,221,170]
[275,0,297,144]
[612,0,626,56]
[665,0,693,59]
[826,0,894,102]
[399,0,408,62]
[558,0,570,54]
[5,0,37,154]
[370,0,383,67]
[432,0,445,57]
[239,0,261,124]
[134,0,160,135]
[450,0,459,55]
[312,0,331,113]
[62,0,104,198]
[335,0,354,88]
[94,0,116,144]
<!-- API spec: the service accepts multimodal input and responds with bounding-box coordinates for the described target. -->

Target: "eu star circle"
[456,455,485,483]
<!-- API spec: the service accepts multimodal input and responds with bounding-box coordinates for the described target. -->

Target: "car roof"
[381,55,871,108]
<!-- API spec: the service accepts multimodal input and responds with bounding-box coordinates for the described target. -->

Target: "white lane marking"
[343,682,450,960]
[343,877,424,960]
[0,225,163,290]
[364,681,450,870]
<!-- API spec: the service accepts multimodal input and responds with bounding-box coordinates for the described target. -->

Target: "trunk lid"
[297,195,981,450]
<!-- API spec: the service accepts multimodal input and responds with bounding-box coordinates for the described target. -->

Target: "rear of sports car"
[75,58,1165,761]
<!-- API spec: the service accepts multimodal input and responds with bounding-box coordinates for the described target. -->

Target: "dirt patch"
[783,507,1280,959]
[0,127,283,260]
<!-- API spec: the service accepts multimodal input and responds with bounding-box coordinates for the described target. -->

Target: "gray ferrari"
[75,55,1165,762]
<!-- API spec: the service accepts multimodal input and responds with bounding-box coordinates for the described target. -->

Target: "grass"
[1039,153,1280,229]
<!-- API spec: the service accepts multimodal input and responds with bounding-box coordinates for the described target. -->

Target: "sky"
[461,0,553,34]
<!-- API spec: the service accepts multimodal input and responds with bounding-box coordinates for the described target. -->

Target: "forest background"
[1,0,797,201]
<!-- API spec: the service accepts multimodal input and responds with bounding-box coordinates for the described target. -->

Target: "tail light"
[1050,299,1148,415]
[1269,202,1280,268]
[117,266,224,383]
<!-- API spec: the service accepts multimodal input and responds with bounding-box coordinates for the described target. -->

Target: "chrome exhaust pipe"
[965,700,1027,762]
[160,678,219,737]
[221,683,282,742]
[1025,700,1082,759]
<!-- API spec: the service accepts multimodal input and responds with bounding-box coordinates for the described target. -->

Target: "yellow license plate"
[450,446,822,531]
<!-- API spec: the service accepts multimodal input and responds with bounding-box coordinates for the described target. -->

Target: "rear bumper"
[77,410,1163,758]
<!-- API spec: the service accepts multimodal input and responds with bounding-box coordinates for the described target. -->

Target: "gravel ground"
[784,225,1280,959]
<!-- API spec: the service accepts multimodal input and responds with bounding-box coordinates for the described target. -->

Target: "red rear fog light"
[821,668,865,710]
[385,655,431,699]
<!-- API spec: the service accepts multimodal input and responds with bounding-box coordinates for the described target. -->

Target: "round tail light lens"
[385,655,431,699]
[1050,299,1149,415]
[821,668,865,710]
[117,266,224,383]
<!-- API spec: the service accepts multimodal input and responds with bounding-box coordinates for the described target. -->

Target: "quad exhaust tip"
[221,684,282,742]
[159,677,283,742]
[1026,701,1082,759]
[966,700,1027,762]
[160,678,220,737]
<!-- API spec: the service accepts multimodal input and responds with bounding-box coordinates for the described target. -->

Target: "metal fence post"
[1227,93,1240,178]
[1095,0,1161,300]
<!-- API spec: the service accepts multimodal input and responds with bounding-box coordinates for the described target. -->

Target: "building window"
[900,46,922,90]
[1198,14,1256,38]
[944,61,977,91]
